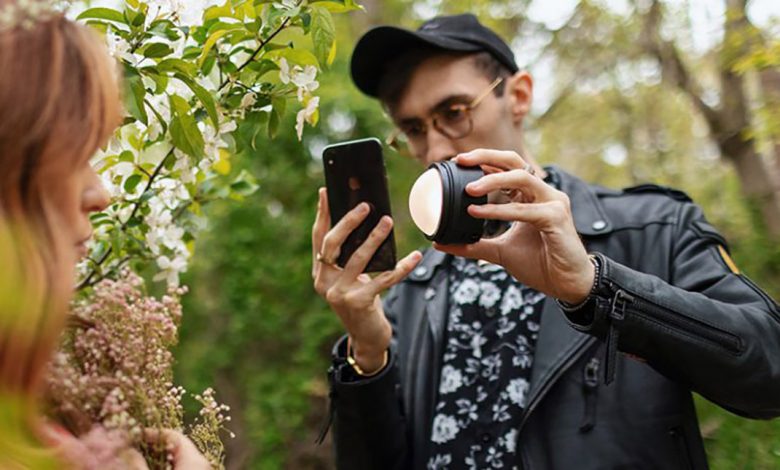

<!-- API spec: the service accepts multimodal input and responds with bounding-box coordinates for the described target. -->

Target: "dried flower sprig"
[44,270,231,469]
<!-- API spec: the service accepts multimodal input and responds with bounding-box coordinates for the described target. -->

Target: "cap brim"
[351,26,483,98]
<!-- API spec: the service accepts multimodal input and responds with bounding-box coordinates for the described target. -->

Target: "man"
[311,13,780,470]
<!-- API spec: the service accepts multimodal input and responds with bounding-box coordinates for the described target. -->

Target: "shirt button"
[481,432,492,443]
[413,266,428,277]
[592,220,607,231]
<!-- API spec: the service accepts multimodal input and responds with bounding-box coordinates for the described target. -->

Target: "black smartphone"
[322,138,397,273]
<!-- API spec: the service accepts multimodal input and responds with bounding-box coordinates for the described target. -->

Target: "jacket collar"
[549,165,615,237]
[407,247,450,282]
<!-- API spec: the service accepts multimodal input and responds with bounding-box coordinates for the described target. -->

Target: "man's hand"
[434,149,594,304]
[312,188,422,373]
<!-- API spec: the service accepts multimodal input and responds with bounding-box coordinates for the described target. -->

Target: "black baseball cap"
[351,14,519,98]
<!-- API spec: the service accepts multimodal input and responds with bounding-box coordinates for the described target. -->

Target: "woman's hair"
[0,1,121,464]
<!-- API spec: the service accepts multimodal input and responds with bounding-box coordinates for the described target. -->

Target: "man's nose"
[423,128,458,165]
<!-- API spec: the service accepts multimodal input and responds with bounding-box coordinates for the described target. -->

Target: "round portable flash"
[408,161,487,245]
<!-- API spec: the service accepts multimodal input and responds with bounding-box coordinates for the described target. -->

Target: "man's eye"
[441,106,467,123]
[402,123,425,137]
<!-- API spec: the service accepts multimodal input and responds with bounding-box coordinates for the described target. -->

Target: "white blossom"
[240,93,257,109]
[506,378,529,408]
[439,365,463,395]
[427,454,452,470]
[292,65,319,101]
[479,281,501,308]
[430,414,459,444]
[279,58,320,102]
[295,96,319,141]
[279,58,292,84]
[500,284,523,315]
[154,254,187,287]
[173,152,198,184]
[105,27,133,62]
[453,278,480,305]
[503,429,518,454]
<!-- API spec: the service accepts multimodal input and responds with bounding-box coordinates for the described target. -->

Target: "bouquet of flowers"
[45,271,231,469]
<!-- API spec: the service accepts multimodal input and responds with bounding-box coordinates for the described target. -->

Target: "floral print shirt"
[427,257,545,470]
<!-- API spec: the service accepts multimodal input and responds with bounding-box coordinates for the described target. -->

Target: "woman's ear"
[505,71,533,125]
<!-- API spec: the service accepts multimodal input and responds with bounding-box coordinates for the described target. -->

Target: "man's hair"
[377,49,511,111]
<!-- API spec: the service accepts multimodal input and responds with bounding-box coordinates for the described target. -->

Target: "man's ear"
[505,71,533,124]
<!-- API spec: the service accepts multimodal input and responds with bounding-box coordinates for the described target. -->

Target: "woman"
[0,1,208,467]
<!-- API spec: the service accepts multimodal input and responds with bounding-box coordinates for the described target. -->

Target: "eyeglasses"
[386,77,504,153]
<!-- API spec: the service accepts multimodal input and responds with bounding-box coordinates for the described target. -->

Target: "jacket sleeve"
[327,291,410,469]
[564,201,780,419]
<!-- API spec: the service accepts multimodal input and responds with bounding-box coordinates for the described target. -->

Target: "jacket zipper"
[604,289,631,384]
[603,286,742,384]
[579,357,599,432]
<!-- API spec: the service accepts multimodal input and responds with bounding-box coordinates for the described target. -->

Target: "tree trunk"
[758,68,780,192]
[640,0,780,237]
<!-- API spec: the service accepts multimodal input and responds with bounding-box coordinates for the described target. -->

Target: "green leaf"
[125,7,146,27]
[268,107,280,139]
[247,59,278,78]
[146,101,169,138]
[199,26,242,66]
[142,43,174,58]
[174,74,220,130]
[204,1,233,21]
[310,0,364,13]
[157,58,198,76]
[77,7,127,24]
[267,48,319,67]
[230,170,260,196]
[140,67,169,94]
[124,174,143,193]
[169,95,205,159]
[310,6,335,68]
[148,20,180,41]
[271,96,286,119]
[123,65,148,125]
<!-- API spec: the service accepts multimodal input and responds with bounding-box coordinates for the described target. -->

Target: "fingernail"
[358,203,369,213]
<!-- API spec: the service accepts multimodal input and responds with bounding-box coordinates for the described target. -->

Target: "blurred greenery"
[174,1,780,468]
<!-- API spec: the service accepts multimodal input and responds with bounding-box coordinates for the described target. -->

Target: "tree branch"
[219,15,293,91]
[77,148,176,291]
[639,0,722,134]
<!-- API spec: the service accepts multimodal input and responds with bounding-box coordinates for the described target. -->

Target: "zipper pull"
[604,289,634,385]
[580,357,600,432]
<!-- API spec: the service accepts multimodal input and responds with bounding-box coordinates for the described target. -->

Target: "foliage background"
[160,0,780,468]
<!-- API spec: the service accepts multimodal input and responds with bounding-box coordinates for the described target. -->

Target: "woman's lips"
[76,233,92,258]
[76,242,88,258]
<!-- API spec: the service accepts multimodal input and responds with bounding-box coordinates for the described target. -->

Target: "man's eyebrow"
[393,93,473,124]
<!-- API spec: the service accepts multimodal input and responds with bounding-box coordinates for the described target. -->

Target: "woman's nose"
[83,168,111,213]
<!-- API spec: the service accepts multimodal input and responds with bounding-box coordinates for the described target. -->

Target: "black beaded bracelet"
[556,254,600,312]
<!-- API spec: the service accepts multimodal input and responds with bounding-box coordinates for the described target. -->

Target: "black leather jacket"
[326,166,780,470]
